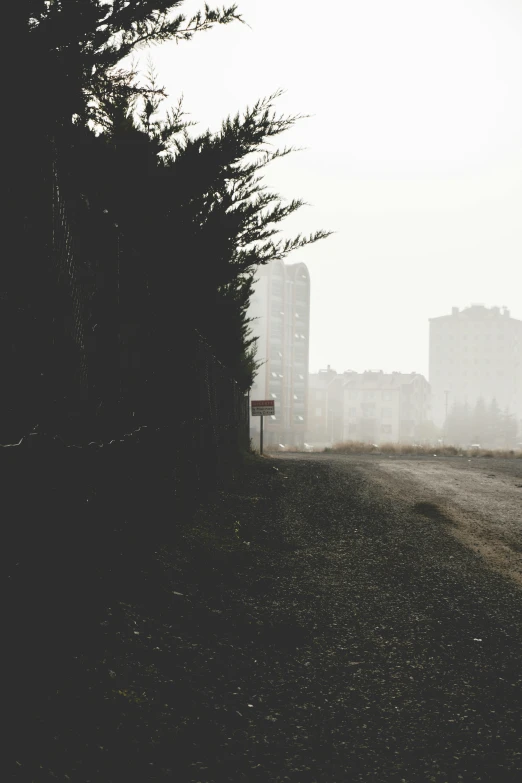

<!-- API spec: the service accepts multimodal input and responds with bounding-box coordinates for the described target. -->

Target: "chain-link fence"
[51,146,89,399]
[3,138,251,667]
[2,135,251,487]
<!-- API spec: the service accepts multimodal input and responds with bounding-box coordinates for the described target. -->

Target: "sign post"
[251,399,275,455]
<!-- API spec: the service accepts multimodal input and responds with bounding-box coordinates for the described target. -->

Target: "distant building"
[343,371,431,444]
[248,260,310,447]
[307,368,431,445]
[307,366,340,445]
[429,305,522,427]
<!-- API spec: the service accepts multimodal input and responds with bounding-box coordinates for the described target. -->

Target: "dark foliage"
[4,0,330,438]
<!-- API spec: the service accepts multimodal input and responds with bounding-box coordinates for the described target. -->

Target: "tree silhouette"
[14,1,242,134]
[72,89,331,396]
[5,1,332,436]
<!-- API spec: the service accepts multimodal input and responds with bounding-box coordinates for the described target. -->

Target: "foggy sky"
[134,0,522,378]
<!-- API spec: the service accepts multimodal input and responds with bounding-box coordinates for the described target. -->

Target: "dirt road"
[309,453,522,586]
[258,453,522,781]
[9,453,522,782]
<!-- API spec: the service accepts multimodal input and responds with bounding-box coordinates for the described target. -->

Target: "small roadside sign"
[251,400,275,416]
[251,400,274,455]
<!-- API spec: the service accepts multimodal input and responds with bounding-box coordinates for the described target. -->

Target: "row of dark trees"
[445,398,519,449]
[4,1,330,439]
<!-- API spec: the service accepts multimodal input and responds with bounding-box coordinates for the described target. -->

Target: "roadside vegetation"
[328,441,522,457]
[265,442,522,458]
[332,441,522,459]
[7,0,331,438]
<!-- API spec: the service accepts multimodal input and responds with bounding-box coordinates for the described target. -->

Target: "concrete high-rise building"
[429,305,522,427]
[248,260,310,446]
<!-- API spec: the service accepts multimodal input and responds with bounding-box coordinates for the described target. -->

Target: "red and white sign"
[251,399,275,416]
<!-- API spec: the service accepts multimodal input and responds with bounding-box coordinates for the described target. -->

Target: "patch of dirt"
[361,455,522,586]
[412,501,456,526]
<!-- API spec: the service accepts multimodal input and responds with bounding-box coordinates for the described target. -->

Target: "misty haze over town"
[139,0,522,452]
[5,2,522,781]
[249,294,522,451]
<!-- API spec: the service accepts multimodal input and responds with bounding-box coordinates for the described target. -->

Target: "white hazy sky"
[136,0,522,378]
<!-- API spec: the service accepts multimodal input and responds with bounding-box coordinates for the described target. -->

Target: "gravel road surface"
[312,453,522,585]
[221,453,522,782]
[10,453,522,782]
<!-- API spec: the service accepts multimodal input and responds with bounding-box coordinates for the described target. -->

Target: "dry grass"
[263,444,323,453]
[258,440,522,458]
[328,441,522,458]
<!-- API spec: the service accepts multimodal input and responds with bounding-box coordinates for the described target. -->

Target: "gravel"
[8,453,522,782]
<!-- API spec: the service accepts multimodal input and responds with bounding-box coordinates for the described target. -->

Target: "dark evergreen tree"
[151,92,331,386]
[5,0,332,433]
[15,1,241,132]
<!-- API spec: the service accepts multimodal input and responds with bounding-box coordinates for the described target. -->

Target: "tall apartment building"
[429,305,522,427]
[343,371,431,444]
[248,260,310,446]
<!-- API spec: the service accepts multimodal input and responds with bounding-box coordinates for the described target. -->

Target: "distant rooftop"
[343,370,425,388]
[430,304,517,321]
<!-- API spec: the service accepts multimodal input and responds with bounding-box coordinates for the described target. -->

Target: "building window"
[315,407,322,416]
[381,425,392,434]
[382,391,392,401]
[363,391,375,401]
[348,407,357,417]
